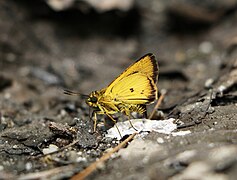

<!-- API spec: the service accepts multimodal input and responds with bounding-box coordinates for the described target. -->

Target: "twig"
[35,140,80,159]
[177,119,201,129]
[70,132,137,180]
[177,90,213,129]
[149,91,166,119]
[18,165,75,180]
[203,89,213,118]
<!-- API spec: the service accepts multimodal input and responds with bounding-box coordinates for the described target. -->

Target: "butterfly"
[64,53,159,135]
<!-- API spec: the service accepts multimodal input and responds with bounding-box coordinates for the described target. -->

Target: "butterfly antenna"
[63,89,89,98]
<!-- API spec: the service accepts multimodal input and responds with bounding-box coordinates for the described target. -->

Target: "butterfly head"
[86,91,100,107]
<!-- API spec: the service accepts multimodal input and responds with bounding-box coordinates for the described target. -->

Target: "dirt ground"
[0,0,237,179]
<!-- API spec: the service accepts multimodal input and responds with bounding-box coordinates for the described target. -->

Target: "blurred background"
[1,0,236,95]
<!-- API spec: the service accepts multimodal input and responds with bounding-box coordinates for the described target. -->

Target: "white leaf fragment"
[171,130,191,136]
[106,118,177,139]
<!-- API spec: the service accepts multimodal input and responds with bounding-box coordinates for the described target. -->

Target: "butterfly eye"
[90,97,98,103]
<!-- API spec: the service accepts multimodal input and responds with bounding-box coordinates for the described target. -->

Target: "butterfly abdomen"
[129,104,146,114]
[118,103,146,116]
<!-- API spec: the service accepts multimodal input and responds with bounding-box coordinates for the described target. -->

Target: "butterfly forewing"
[108,73,157,104]
[104,53,158,96]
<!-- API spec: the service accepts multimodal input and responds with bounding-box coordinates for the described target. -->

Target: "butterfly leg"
[92,110,115,133]
[119,106,137,131]
[128,116,138,131]
[91,110,98,132]
[106,113,122,138]
[124,111,138,131]
[96,105,122,137]
[99,107,122,138]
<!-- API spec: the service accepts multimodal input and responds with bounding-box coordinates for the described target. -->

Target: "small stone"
[25,162,32,170]
[205,78,214,88]
[157,137,164,144]
[42,144,59,155]
[199,41,213,54]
